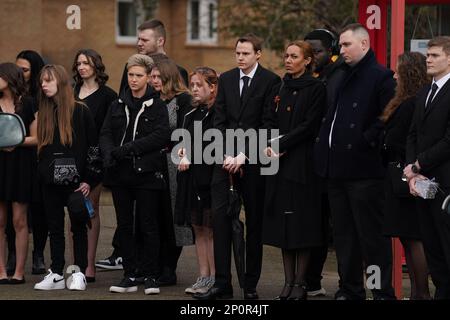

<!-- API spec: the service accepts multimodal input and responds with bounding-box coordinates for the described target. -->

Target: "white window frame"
[115,0,137,45]
[187,0,218,45]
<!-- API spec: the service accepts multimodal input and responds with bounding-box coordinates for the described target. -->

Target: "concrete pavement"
[0,190,417,300]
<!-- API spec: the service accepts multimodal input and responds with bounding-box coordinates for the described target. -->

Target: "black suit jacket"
[214,64,281,158]
[406,80,450,188]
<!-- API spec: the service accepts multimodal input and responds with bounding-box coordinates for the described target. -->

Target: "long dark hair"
[16,50,45,98]
[0,62,27,111]
[72,49,109,86]
[381,52,429,122]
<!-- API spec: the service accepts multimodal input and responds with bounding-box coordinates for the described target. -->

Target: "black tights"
[401,238,431,300]
[279,248,310,298]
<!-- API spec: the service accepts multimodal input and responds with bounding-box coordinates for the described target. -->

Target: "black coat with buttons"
[99,85,170,187]
[314,49,395,179]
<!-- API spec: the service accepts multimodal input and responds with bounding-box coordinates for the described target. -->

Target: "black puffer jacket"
[99,85,170,184]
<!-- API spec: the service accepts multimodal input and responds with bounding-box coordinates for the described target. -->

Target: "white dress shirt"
[427,71,450,106]
[239,63,259,95]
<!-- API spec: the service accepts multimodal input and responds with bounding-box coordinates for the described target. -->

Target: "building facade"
[0,0,281,91]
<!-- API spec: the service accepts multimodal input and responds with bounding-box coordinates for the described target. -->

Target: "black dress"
[175,105,215,228]
[262,73,326,249]
[0,97,36,203]
[383,97,421,239]
[74,84,117,136]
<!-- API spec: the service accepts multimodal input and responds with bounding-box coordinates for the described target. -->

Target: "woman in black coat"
[263,41,326,300]
[175,67,218,294]
[100,54,170,295]
[381,52,431,300]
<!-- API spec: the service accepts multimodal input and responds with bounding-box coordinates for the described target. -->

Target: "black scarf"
[283,72,318,90]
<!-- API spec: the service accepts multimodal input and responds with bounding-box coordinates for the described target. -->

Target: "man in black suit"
[194,34,280,300]
[314,23,396,300]
[404,36,450,299]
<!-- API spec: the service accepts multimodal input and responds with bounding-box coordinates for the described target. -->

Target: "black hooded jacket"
[99,85,170,187]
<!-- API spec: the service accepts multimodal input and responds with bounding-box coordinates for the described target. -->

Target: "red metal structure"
[358,0,450,299]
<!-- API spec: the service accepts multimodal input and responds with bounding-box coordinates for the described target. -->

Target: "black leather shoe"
[244,288,259,300]
[9,277,25,285]
[274,283,294,300]
[288,283,307,300]
[193,286,233,300]
[32,252,46,275]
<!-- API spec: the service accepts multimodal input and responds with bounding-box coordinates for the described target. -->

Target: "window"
[187,0,218,45]
[116,0,137,44]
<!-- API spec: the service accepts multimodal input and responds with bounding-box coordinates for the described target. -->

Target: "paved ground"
[0,190,420,300]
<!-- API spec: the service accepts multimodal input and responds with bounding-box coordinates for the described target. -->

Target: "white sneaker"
[67,272,87,291]
[34,269,65,290]
[185,276,211,294]
[307,287,327,297]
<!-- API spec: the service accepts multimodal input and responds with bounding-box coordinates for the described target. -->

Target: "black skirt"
[0,146,35,203]
[383,176,421,239]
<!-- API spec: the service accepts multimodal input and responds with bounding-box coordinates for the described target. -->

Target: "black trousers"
[416,190,450,299]
[306,193,331,289]
[211,165,264,290]
[41,185,87,275]
[328,179,395,300]
[111,186,162,278]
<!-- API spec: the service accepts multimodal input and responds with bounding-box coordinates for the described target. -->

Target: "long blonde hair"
[153,59,189,100]
[37,65,76,153]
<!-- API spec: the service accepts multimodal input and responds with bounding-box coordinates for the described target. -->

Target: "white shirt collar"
[433,71,450,89]
[240,63,259,80]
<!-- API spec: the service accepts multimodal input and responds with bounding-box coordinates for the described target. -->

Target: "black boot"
[6,251,16,277]
[32,251,46,275]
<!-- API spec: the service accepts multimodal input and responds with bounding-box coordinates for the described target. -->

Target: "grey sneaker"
[185,276,210,294]
[195,277,215,294]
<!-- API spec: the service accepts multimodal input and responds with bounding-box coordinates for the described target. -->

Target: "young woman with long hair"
[175,67,218,295]
[33,65,101,291]
[0,63,38,284]
[382,52,431,300]
[72,49,117,282]
[7,50,47,276]
[149,59,193,286]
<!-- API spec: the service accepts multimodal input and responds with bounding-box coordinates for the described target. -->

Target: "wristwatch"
[411,164,420,174]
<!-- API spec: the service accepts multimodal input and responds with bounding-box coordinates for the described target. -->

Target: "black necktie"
[426,83,439,109]
[240,76,250,105]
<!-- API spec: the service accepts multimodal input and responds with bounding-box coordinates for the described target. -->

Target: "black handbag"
[53,157,80,186]
[387,162,411,198]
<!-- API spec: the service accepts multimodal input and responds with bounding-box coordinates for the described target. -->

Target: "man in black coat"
[404,36,450,299]
[304,28,346,297]
[314,23,396,300]
[194,34,280,300]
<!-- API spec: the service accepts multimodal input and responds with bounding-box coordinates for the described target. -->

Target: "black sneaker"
[109,277,138,293]
[144,278,160,295]
[95,256,123,270]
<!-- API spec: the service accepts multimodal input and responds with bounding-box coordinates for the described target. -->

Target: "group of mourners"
[2,18,450,301]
